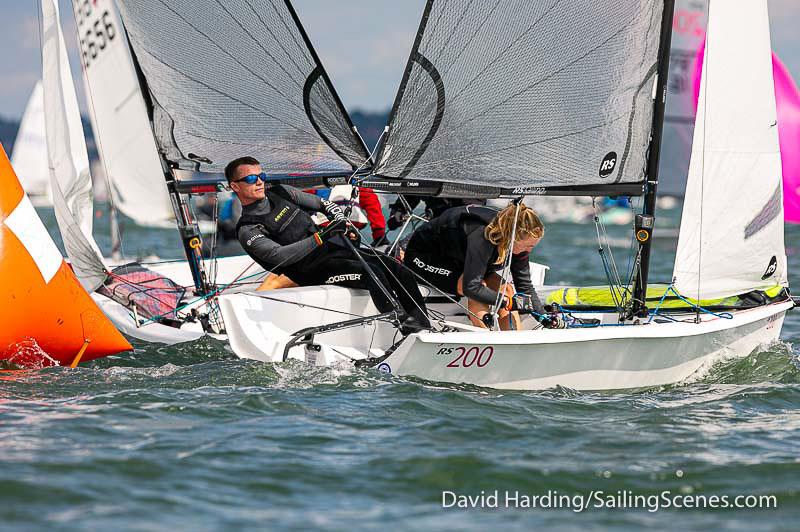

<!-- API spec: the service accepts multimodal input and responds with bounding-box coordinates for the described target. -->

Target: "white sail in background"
[673,0,788,300]
[41,0,106,291]
[10,82,52,205]
[70,0,173,227]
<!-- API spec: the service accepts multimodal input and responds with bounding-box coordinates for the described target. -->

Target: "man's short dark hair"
[225,156,261,183]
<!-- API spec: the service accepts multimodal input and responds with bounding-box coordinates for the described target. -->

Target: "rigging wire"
[591,197,630,314]
[250,293,366,319]
[348,127,386,188]
[696,0,711,323]
[134,215,385,326]
[206,195,220,286]
[489,200,522,329]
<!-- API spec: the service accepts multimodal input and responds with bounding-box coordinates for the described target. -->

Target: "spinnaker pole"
[631,0,677,317]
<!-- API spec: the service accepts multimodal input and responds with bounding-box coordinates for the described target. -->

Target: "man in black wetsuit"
[227,157,430,332]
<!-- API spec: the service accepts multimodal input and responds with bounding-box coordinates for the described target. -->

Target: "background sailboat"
[17,0,272,345]
[69,0,173,229]
[41,0,105,293]
[10,81,52,207]
[675,1,788,300]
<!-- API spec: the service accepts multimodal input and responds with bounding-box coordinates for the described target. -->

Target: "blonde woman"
[404,204,558,330]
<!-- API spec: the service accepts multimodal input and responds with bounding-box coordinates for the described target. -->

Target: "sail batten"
[374,0,665,192]
[116,0,370,174]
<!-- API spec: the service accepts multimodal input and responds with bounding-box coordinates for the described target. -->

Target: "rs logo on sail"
[762,256,778,279]
[599,152,618,177]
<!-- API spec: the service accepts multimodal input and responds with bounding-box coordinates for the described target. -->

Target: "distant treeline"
[0,109,390,162]
[0,116,18,155]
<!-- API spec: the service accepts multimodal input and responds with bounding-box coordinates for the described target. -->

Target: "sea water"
[1,205,798,530]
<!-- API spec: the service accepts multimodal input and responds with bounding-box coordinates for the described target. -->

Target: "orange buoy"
[0,144,131,367]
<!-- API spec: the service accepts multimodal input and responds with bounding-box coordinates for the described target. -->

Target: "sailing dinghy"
[10,82,52,207]
[215,0,794,390]
[0,144,131,368]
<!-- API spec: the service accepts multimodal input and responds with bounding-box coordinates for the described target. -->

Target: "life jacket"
[235,185,318,246]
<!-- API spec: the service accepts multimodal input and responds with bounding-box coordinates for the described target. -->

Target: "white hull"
[94,254,264,344]
[383,301,792,390]
[92,293,211,343]
[219,283,792,391]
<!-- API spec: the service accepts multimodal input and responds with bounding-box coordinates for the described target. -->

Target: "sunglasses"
[233,172,268,185]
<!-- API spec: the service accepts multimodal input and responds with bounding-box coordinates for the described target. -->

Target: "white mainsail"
[41,0,106,291]
[70,0,173,227]
[673,0,788,300]
[10,82,52,204]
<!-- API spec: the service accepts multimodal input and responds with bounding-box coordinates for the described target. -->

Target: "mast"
[630,0,676,318]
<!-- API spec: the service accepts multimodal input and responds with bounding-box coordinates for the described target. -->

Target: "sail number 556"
[437,346,494,368]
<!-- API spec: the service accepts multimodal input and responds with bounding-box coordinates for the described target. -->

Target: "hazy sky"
[0,0,797,120]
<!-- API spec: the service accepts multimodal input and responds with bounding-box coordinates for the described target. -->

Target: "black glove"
[508,293,536,314]
[345,227,362,246]
[317,219,348,242]
[321,199,346,223]
[387,208,407,231]
[539,314,566,329]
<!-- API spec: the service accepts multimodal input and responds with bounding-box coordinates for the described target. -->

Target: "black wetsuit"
[404,205,545,312]
[236,185,429,324]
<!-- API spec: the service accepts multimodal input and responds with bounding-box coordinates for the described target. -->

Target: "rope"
[356,245,444,327]
[646,285,734,322]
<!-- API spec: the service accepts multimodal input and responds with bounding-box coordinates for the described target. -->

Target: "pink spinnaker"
[693,44,800,223]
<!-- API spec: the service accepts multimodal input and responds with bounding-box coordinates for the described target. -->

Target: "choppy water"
[3,204,800,530]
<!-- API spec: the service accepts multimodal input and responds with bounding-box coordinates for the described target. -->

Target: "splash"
[0,338,60,370]
[680,340,800,386]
